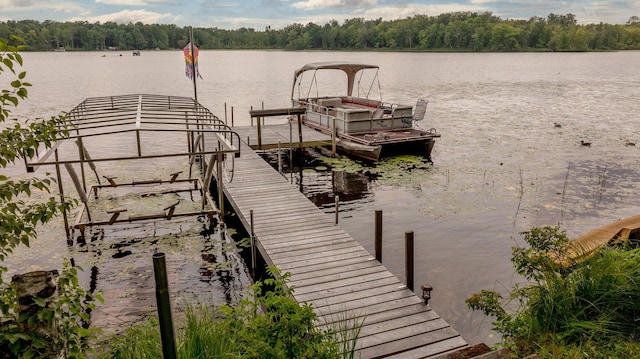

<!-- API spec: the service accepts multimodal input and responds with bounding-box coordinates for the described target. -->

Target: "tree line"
[1,12,639,52]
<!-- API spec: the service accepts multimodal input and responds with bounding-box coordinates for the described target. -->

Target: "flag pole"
[189,26,198,105]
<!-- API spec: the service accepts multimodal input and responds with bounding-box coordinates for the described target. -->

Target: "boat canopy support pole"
[216,151,224,222]
[64,163,91,222]
[55,149,70,239]
[203,153,217,212]
[76,140,101,186]
[76,137,88,195]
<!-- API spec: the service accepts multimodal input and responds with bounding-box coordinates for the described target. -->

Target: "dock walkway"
[232,122,332,151]
[222,141,468,358]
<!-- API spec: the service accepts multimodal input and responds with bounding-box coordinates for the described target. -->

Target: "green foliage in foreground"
[0,261,103,358]
[467,226,640,358]
[1,37,103,358]
[98,266,363,359]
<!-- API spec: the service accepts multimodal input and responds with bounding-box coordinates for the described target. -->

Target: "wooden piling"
[334,195,340,224]
[277,141,282,174]
[250,209,256,274]
[405,231,414,291]
[332,116,337,155]
[257,116,262,150]
[153,253,177,359]
[375,210,382,262]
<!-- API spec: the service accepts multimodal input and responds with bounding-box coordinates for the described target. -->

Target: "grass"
[467,226,640,358]
[176,305,241,358]
[97,316,163,359]
[96,266,364,359]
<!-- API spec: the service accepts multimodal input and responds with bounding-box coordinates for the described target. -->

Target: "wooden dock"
[221,140,470,358]
[232,123,332,150]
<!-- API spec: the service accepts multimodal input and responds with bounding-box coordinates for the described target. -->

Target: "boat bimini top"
[292,62,380,99]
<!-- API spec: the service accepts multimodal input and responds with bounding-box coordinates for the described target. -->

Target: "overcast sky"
[1,0,637,30]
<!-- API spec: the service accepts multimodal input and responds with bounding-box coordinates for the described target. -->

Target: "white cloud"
[292,0,377,10]
[0,0,89,15]
[95,0,150,5]
[201,0,240,8]
[292,0,345,10]
[363,3,489,19]
[69,9,180,24]
[95,0,178,5]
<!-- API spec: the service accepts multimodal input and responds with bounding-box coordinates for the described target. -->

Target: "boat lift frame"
[25,94,240,240]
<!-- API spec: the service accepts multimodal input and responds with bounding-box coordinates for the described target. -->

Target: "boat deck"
[222,140,468,358]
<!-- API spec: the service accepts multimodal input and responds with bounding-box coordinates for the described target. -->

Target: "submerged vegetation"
[97,267,363,359]
[467,226,640,358]
[1,13,640,52]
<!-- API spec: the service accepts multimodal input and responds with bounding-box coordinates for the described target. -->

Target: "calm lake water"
[4,50,640,345]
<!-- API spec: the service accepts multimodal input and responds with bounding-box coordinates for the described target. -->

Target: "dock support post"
[153,253,177,359]
[334,196,340,224]
[332,117,337,155]
[277,141,282,174]
[250,209,256,276]
[289,121,293,184]
[217,152,225,221]
[405,231,414,291]
[257,115,262,150]
[297,114,303,149]
[375,210,382,262]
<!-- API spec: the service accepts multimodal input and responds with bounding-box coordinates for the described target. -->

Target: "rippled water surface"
[4,50,640,344]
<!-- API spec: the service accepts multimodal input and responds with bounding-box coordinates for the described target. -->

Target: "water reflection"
[259,148,378,208]
[66,215,251,335]
[199,226,246,304]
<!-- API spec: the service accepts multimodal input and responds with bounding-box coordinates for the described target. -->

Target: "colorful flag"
[184,42,203,80]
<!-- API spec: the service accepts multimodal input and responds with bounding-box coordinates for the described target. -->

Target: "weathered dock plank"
[221,140,468,358]
[232,123,332,150]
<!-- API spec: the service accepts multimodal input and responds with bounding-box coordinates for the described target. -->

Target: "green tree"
[491,23,522,50]
[2,14,640,51]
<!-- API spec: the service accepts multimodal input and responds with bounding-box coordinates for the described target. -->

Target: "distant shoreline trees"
[1,12,639,52]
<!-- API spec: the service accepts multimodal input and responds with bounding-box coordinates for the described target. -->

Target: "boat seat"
[412,98,428,121]
[318,98,342,108]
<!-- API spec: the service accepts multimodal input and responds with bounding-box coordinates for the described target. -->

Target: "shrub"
[467,225,640,358]
[98,266,361,359]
